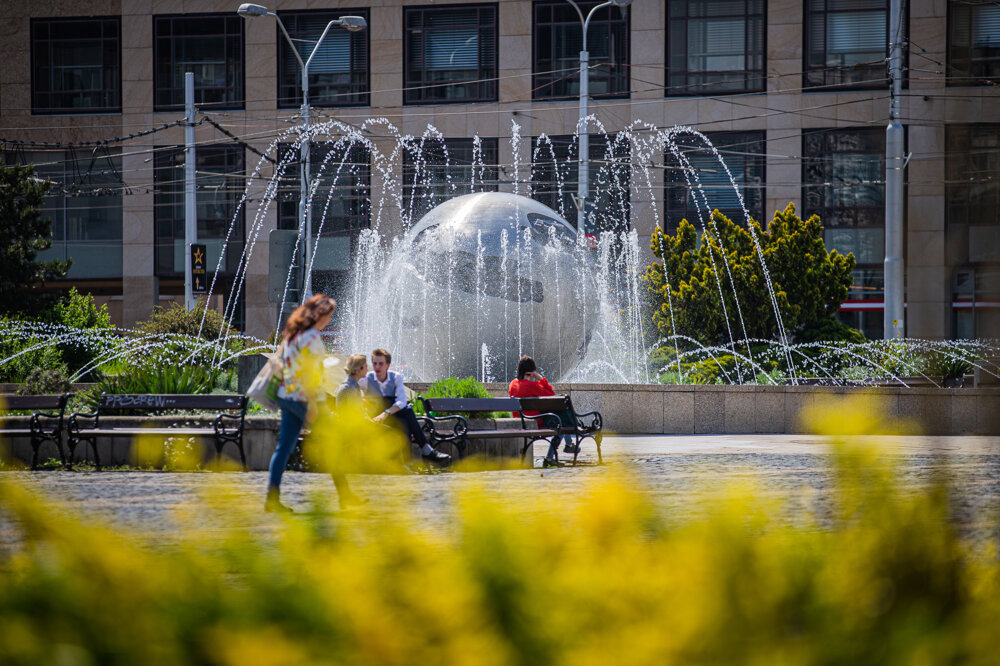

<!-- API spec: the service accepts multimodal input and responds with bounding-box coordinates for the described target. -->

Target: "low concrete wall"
[411,383,1000,436]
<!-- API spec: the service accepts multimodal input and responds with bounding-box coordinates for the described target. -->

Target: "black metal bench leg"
[30,435,40,471]
[92,439,102,471]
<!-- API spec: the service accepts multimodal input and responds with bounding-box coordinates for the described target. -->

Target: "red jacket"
[508,377,555,416]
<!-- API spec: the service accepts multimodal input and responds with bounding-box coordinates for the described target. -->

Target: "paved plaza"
[3,434,999,545]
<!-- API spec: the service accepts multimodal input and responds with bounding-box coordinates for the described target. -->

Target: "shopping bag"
[246,343,285,411]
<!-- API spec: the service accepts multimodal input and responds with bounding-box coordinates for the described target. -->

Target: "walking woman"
[266,294,336,513]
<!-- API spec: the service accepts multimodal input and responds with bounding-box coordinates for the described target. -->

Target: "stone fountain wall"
[412,383,1000,437]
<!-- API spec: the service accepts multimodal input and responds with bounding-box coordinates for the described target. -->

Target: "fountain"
[343,192,597,382]
[2,118,998,392]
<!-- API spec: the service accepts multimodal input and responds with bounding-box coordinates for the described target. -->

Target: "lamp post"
[237,4,367,301]
[565,0,631,234]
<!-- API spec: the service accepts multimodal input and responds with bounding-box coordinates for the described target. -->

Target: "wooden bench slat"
[75,428,218,436]
[422,397,520,413]
[98,394,246,411]
[1,394,67,410]
[466,429,557,438]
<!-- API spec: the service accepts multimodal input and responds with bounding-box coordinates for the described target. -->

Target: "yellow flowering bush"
[0,396,998,664]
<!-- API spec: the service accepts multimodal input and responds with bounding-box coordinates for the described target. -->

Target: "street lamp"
[565,0,631,234]
[237,3,367,300]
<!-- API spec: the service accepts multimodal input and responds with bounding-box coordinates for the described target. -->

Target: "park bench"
[417,397,562,463]
[517,395,604,464]
[67,394,248,470]
[0,393,71,470]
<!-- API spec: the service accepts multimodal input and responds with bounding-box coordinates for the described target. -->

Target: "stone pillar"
[120,5,156,327]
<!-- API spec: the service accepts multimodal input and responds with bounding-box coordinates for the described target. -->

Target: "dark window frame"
[3,147,125,280]
[665,0,766,97]
[803,0,906,91]
[802,127,890,305]
[153,13,245,112]
[153,144,246,279]
[530,134,632,234]
[662,130,766,232]
[532,0,631,101]
[403,3,499,105]
[947,0,1000,86]
[402,137,500,223]
[276,142,372,235]
[945,123,1000,227]
[276,8,371,108]
[275,142,371,305]
[31,16,122,115]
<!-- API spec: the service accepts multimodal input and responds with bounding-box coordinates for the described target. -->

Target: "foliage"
[0,328,67,383]
[413,376,510,418]
[0,163,70,316]
[139,298,236,341]
[45,287,114,379]
[643,204,858,347]
[93,365,217,401]
[15,367,71,395]
[1,399,1000,664]
[47,287,112,330]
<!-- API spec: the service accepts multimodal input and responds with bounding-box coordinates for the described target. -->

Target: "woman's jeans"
[269,397,308,491]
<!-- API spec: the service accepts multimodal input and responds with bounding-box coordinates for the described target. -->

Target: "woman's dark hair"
[516,355,536,380]
[282,294,336,341]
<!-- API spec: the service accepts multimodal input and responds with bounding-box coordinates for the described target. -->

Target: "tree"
[643,203,860,347]
[0,164,70,316]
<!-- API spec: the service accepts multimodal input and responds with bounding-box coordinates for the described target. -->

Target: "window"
[533,1,629,100]
[402,138,499,224]
[154,14,244,111]
[404,5,497,104]
[276,143,370,303]
[802,128,887,317]
[946,124,1000,227]
[804,0,895,89]
[31,17,120,114]
[948,0,1000,85]
[154,146,245,279]
[946,125,1000,338]
[530,134,631,235]
[666,0,765,95]
[3,149,123,279]
[663,131,765,232]
[277,10,369,107]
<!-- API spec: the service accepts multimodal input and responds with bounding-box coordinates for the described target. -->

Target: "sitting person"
[325,353,372,508]
[362,348,451,466]
[508,355,578,467]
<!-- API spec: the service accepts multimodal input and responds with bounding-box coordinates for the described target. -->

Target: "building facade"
[1,0,998,340]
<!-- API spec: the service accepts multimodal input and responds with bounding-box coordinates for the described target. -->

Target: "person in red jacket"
[508,355,578,467]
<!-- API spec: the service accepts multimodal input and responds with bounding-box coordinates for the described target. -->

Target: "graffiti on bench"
[102,394,171,409]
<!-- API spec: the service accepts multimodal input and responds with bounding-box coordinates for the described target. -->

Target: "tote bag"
[246,342,285,411]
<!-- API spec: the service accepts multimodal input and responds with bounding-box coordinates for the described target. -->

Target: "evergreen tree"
[0,164,70,316]
[643,203,860,347]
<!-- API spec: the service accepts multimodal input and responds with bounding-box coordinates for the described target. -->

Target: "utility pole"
[184,72,197,310]
[884,0,905,339]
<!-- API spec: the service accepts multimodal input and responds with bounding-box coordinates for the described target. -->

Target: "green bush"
[45,287,114,379]
[139,299,236,341]
[413,376,510,418]
[16,367,71,395]
[0,331,66,383]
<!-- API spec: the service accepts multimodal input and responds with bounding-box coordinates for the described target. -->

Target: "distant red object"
[584,234,598,250]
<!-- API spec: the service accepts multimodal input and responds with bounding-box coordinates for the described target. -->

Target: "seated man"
[363,348,451,466]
